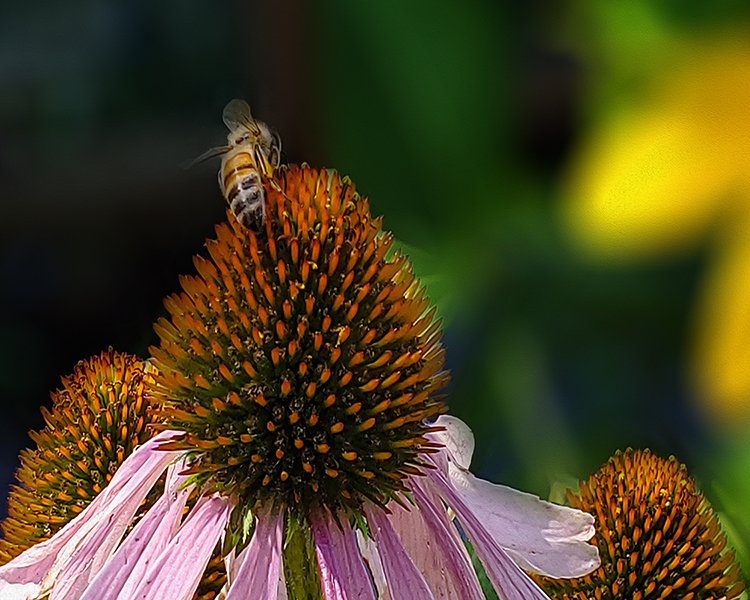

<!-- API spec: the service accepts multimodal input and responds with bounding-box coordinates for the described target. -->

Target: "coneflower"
[0,350,226,600]
[0,165,599,599]
[537,449,746,600]
[0,351,155,563]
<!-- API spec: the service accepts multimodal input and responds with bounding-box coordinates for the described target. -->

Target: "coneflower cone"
[537,449,746,600]
[0,351,226,600]
[0,351,155,562]
[0,165,601,600]
[149,164,449,522]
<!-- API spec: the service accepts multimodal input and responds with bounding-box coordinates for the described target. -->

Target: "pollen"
[537,449,745,600]
[149,165,449,517]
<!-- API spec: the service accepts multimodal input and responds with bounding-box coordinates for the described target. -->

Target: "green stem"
[283,511,324,600]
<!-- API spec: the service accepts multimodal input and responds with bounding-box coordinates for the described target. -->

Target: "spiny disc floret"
[151,165,448,515]
[539,449,745,600]
[0,351,155,563]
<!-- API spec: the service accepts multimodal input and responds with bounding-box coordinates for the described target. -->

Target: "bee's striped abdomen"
[222,152,255,190]
[207,99,282,233]
[222,150,266,231]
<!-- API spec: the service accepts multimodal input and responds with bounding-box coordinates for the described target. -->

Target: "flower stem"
[283,512,323,600]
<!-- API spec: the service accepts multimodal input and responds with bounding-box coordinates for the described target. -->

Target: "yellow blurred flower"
[562,35,750,424]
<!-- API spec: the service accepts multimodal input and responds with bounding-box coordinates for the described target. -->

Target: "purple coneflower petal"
[0,580,40,600]
[427,465,550,600]
[126,493,231,600]
[356,532,391,600]
[310,509,376,600]
[0,431,182,598]
[432,415,475,469]
[446,466,599,577]
[364,506,434,600]
[432,416,599,577]
[276,570,289,600]
[80,458,194,600]
[403,479,485,599]
[224,509,283,600]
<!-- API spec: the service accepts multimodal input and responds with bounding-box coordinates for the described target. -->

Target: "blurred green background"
[2,0,750,580]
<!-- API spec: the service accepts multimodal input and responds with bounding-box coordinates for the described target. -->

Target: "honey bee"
[192,99,282,231]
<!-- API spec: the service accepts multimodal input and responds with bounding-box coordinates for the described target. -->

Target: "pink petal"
[0,581,41,599]
[445,464,599,578]
[431,415,599,578]
[364,506,434,600]
[310,509,376,600]
[224,509,283,600]
[356,531,391,600]
[0,431,182,596]
[220,558,289,600]
[430,415,475,469]
[277,570,289,600]
[128,493,232,600]
[402,479,485,599]
[426,466,550,600]
[80,458,194,600]
[46,432,185,600]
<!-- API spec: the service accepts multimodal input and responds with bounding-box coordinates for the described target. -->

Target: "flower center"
[0,351,155,562]
[537,449,746,599]
[150,165,448,515]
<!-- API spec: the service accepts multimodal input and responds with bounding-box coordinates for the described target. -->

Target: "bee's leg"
[246,201,265,234]
[254,146,273,179]
[217,169,225,195]
[270,132,282,168]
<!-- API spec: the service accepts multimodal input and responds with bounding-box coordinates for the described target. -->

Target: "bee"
[192,99,282,231]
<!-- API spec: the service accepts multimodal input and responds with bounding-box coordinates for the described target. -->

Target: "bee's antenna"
[182,145,232,170]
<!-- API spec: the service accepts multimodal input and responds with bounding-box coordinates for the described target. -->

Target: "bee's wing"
[222,99,256,131]
[182,145,231,170]
[268,131,282,168]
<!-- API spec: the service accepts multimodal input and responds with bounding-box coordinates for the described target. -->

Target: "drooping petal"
[128,494,232,600]
[430,415,599,578]
[46,437,185,600]
[0,581,40,600]
[0,431,182,596]
[364,506,434,600]
[356,531,391,600]
[400,479,485,600]
[426,466,550,600]
[277,570,289,600]
[224,509,283,600]
[310,509,376,600]
[446,463,599,577]
[80,458,194,600]
[219,556,288,600]
[431,415,475,470]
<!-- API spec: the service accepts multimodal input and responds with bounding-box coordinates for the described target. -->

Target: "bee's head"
[229,130,252,146]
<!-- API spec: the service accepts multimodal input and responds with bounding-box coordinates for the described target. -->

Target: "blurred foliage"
[316,0,705,481]
[315,0,750,586]
[563,33,750,425]
[713,440,750,578]
[2,0,750,590]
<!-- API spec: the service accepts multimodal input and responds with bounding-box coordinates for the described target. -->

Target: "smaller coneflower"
[0,165,600,599]
[0,350,227,600]
[537,448,746,600]
[0,350,156,563]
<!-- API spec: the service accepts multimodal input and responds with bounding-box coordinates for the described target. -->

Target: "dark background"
[2,0,750,577]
